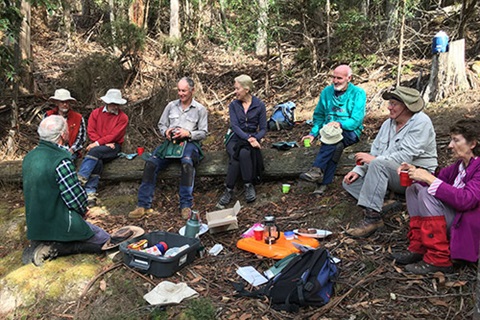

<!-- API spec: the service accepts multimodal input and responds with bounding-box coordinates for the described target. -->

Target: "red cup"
[137,147,145,156]
[356,159,363,166]
[253,227,264,241]
[400,170,412,187]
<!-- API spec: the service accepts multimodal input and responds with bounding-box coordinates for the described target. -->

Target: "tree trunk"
[423,39,470,103]
[61,0,73,44]
[255,0,268,56]
[18,0,33,93]
[396,0,406,86]
[326,0,331,58]
[129,0,146,28]
[0,142,372,183]
[170,0,181,39]
[457,0,478,39]
[384,0,398,44]
[361,0,369,17]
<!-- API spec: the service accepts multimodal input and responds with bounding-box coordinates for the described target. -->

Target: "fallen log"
[0,141,371,184]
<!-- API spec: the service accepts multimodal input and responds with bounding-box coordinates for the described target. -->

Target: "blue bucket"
[432,31,448,54]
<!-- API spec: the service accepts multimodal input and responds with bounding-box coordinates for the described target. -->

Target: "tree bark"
[0,142,371,183]
[423,39,470,102]
[384,0,398,44]
[18,0,33,93]
[396,0,406,86]
[255,0,268,56]
[129,0,146,28]
[170,0,181,39]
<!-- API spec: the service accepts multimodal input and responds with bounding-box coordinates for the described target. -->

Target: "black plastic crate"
[119,231,201,277]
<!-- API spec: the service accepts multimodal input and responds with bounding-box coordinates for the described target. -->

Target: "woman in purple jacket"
[216,75,267,208]
[392,118,480,274]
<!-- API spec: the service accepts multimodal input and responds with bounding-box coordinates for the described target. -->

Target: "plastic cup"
[253,227,264,241]
[284,231,294,240]
[400,170,412,187]
[282,184,291,194]
[304,138,311,148]
[137,147,145,156]
[356,159,363,166]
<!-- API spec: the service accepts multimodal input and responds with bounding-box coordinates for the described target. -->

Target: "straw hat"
[320,125,343,145]
[100,89,127,105]
[382,86,424,113]
[49,89,76,102]
[101,226,145,251]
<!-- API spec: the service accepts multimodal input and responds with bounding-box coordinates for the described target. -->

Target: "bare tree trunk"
[61,0,73,44]
[255,0,268,56]
[170,0,181,60]
[361,0,369,16]
[326,0,331,58]
[396,0,406,86]
[129,0,146,28]
[385,0,398,43]
[457,0,478,39]
[423,39,470,102]
[18,0,33,93]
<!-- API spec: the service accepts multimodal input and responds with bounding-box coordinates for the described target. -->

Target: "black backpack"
[267,101,296,131]
[234,248,338,312]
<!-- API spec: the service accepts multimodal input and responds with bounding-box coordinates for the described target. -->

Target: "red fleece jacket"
[87,107,128,145]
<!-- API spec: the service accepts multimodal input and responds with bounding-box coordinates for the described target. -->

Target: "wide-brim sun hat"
[49,88,77,102]
[382,86,424,113]
[101,225,145,251]
[320,125,343,145]
[100,89,127,105]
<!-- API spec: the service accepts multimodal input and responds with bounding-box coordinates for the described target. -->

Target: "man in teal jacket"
[299,65,367,195]
[22,115,110,266]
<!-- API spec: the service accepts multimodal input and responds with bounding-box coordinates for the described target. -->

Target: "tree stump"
[423,39,470,102]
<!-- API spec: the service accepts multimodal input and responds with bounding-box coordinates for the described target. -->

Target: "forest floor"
[1,16,480,320]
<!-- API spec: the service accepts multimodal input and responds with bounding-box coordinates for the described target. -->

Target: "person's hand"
[165,128,174,140]
[68,147,74,154]
[355,152,375,165]
[105,143,115,149]
[397,162,415,175]
[327,121,341,128]
[343,171,359,185]
[301,134,315,142]
[409,167,435,184]
[171,128,190,140]
[86,141,99,151]
[249,138,261,149]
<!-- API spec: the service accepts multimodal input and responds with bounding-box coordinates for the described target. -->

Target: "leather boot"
[216,187,234,209]
[346,208,384,238]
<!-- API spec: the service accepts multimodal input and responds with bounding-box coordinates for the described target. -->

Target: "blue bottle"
[432,31,449,54]
[185,211,200,238]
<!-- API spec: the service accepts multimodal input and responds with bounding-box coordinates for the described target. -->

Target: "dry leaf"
[393,265,404,273]
[99,280,107,291]
[427,298,449,307]
[445,280,467,287]
[433,272,445,286]
[239,313,252,320]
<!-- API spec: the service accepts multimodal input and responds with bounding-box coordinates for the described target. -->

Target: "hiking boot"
[313,184,327,195]
[87,193,98,207]
[405,260,453,275]
[216,187,234,209]
[244,183,256,203]
[128,207,153,219]
[32,243,58,266]
[181,207,192,219]
[391,251,424,265]
[22,241,41,265]
[299,167,323,183]
[346,218,384,238]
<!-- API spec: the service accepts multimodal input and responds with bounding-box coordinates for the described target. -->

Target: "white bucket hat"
[320,125,343,145]
[49,89,76,102]
[100,89,127,105]
[143,281,198,305]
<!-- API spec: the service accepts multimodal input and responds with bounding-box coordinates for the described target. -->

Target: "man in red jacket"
[46,89,86,159]
[77,89,128,206]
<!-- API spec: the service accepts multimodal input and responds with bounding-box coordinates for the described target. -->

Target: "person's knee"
[239,148,251,161]
[181,163,195,186]
[142,160,158,184]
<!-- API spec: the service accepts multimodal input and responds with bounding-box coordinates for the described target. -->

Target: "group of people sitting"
[22,69,480,275]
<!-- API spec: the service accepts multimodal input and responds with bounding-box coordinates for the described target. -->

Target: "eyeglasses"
[388,100,404,108]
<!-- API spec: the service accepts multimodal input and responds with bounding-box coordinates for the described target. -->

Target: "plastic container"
[120,231,200,277]
[284,231,295,240]
[432,31,449,54]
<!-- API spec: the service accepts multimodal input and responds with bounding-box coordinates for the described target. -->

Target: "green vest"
[22,140,94,241]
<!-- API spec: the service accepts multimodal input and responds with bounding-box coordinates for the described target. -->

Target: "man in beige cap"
[342,86,438,238]
[299,65,366,195]
[46,89,86,159]
[77,89,129,206]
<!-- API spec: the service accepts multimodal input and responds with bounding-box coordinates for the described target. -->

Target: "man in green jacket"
[299,65,367,195]
[22,115,110,266]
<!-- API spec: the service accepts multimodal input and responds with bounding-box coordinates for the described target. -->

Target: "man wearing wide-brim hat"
[342,86,438,238]
[77,89,129,206]
[46,89,86,159]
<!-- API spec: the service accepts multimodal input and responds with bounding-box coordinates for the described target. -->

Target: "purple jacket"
[435,157,480,262]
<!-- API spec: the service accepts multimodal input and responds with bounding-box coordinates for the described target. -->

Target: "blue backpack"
[234,248,338,312]
[267,101,296,131]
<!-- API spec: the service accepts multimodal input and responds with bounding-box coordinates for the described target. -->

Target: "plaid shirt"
[71,117,86,153]
[55,156,88,215]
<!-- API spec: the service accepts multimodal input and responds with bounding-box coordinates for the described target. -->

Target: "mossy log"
[0,141,371,183]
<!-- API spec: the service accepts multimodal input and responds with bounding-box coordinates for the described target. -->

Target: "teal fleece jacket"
[309,82,366,138]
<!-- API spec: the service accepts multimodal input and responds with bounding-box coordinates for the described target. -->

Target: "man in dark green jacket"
[22,115,110,266]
